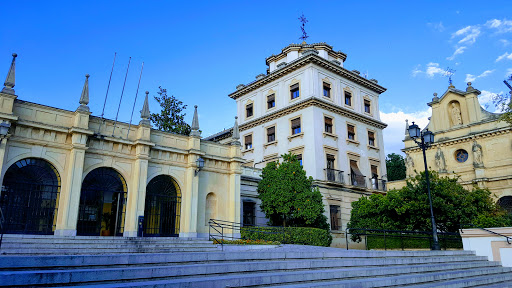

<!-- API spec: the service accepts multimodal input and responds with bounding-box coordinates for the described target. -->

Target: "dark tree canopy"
[348,171,512,234]
[150,86,191,135]
[257,153,329,230]
[386,153,406,181]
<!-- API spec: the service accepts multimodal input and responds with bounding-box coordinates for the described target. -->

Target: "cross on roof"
[298,13,309,42]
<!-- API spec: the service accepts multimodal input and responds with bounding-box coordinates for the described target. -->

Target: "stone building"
[395,82,512,213]
[0,53,243,238]
[205,42,388,243]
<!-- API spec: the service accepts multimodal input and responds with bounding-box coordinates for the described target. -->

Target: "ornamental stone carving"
[451,102,462,126]
[472,140,484,168]
[435,148,447,172]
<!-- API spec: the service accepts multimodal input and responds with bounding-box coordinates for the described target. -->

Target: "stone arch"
[205,192,217,225]
[2,151,65,184]
[0,157,61,234]
[146,170,185,192]
[144,174,181,237]
[81,162,130,184]
[77,167,128,236]
[498,196,512,214]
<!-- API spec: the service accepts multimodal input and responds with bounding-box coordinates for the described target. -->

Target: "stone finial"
[404,119,409,137]
[231,116,240,146]
[76,74,90,112]
[139,91,151,126]
[466,82,474,92]
[432,92,439,102]
[2,53,17,95]
[190,105,201,137]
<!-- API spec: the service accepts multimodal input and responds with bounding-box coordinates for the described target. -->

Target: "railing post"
[365,229,368,250]
[346,228,349,250]
[401,232,404,251]
[384,230,387,250]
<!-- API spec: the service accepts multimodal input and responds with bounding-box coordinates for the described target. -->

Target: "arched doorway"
[144,175,181,237]
[77,167,127,236]
[498,196,512,214]
[0,158,60,234]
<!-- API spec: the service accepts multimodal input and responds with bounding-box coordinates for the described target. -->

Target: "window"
[368,131,375,146]
[455,149,468,163]
[267,126,275,143]
[326,154,336,181]
[326,154,335,169]
[330,205,340,230]
[324,117,333,134]
[244,134,252,150]
[291,117,301,135]
[371,165,379,190]
[347,124,355,140]
[290,83,300,99]
[323,82,331,98]
[246,103,253,118]
[243,201,256,226]
[267,94,275,109]
[350,160,365,187]
[344,91,352,106]
[364,99,371,113]
[297,154,303,166]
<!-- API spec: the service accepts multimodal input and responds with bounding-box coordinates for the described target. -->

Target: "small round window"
[455,149,468,163]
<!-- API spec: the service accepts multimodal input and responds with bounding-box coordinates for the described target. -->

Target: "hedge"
[241,226,332,247]
[364,234,462,250]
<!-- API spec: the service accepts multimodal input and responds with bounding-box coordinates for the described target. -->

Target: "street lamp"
[0,122,10,143]
[195,157,205,176]
[408,121,440,250]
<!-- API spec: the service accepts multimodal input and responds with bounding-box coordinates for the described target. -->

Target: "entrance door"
[0,158,60,234]
[77,167,127,236]
[144,175,181,237]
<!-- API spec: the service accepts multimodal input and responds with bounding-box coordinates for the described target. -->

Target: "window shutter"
[371,165,378,175]
[348,124,355,134]
[290,83,299,90]
[368,131,374,139]
[291,118,301,129]
[267,94,275,102]
[268,126,275,135]
[325,117,333,125]
[350,160,363,176]
[245,134,252,144]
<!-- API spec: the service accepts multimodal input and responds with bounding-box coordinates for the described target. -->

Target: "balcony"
[348,173,366,188]
[369,177,387,192]
[324,168,344,184]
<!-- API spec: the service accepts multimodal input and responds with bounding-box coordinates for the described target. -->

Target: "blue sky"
[1,1,511,156]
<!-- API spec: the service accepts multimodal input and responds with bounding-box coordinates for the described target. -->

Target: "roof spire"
[139,91,151,126]
[2,53,17,95]
[190,105,201,137]
[404,119,409,137]
[76,74,90,112]
[298,13,309,44]
[231,116,240,145]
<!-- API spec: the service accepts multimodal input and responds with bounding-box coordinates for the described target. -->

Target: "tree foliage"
[150,86,191,135]
[348,171,512,234]
[386,153,406,181]
[257,153,329,230]
[493,74,512,126]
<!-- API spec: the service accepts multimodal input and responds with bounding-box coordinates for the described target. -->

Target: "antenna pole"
[112,57,131,137]
[99,52,117,134]
[127,62,144,139]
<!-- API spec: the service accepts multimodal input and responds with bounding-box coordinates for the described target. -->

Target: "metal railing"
[208,219,284,250]
[345,227,462,251]
[324,168,344,184]
[460,223,511,244]
[0,207,4,249]
[348,174,366,188]
[369,178,387,191]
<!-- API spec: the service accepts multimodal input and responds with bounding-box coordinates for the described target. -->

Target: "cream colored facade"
[0,54,243,238]
[401,83,512,205]
[206,43,389,240]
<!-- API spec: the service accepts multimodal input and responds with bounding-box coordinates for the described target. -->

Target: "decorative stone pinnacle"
[404,119,409,136]
[231,116,240,146]
[432,92,439,102]
[139,91,151,126]
[2,53,17,95]
[76,74,90,112]
[190,105,201,137]
[466,82,474,91]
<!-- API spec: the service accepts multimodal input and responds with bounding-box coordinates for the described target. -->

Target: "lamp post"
[195,157,205,176]
[408,121,441,250]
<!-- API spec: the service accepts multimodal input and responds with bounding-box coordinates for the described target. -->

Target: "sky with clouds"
[1,1,511,157]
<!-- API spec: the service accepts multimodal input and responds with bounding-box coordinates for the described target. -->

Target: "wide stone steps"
[1,247,510,287]
[0,235,217,255]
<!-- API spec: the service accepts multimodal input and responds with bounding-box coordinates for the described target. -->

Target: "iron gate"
[0,158,60,234]
[144,175,181,237]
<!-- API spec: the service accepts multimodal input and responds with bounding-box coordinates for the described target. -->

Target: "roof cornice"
[229,53,386,100]
[239,97,387,132]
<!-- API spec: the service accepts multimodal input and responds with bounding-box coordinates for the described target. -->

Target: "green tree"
[386,153,406,181]
[348,171,511,234]
[257,153,329,230]
[493,74,512,126]
[150,86,191,135]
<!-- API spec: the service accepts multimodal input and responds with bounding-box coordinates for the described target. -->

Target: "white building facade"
[206,43,388,242]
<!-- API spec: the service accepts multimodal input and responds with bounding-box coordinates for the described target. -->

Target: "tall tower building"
[206,42,388,238]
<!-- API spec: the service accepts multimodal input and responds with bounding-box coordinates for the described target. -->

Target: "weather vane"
[444,67,456,86]
[298,13,309,42]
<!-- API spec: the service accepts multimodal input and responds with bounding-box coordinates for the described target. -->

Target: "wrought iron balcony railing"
[348,173,366,188]
[369,177,387,192]
[324,168,344,184]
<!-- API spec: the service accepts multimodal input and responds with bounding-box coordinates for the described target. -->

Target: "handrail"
[460,223,511,244]
[208,219,284,250]
[345,227,461,251]
[0,206,4,249]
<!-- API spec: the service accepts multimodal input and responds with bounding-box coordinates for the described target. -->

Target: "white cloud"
[496,52,512,62]
[447,46,466,60]
[485,19,512,33]
[412,63,447,78]
[380,109,432,156]
[452,25,481,45]
[500,39,511,47]
[428,21,445,32]
[478,90,497,111]
[465,69,494,82]
[506,68,512,78]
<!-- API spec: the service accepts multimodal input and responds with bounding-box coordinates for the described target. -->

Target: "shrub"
[241,226,332,247]
[212,239,280,245]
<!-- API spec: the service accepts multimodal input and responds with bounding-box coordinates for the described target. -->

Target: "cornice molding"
[229,54,386,100]
[239,97,387,132]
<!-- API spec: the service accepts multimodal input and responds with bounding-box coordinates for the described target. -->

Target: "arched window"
[1,158,60,234]
[77,167,127,236]
[144,175,181,237]
[498,196,512,214]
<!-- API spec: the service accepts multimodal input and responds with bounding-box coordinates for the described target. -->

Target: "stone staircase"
[1,243,512,287]
[0,234,218,255]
